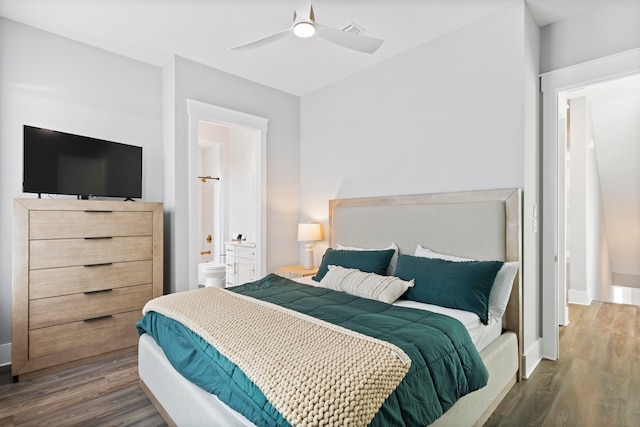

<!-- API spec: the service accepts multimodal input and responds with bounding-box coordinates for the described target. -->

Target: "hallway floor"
[485,302,640,426]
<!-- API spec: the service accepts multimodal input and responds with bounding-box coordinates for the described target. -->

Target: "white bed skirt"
[138,331,518,427]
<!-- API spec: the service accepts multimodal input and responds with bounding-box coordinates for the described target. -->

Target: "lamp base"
[302,243,314,270]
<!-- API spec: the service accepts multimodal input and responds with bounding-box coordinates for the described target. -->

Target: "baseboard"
[523,338,542,379]
[568,289,592,305]
[0,342,11,367]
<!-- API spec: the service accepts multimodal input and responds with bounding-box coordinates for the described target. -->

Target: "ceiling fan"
[231,1,384,54]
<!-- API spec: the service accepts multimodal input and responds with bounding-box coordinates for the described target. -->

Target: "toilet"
[199,262,226,288]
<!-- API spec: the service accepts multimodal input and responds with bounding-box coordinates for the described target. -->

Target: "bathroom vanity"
[224,241,256,286]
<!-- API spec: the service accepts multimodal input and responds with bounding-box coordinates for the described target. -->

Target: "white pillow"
[414,244,519,320]
[336,242,399,275]
[319,265,414,304]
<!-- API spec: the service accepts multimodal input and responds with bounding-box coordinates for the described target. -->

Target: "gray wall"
[0,19,301,363]
[163,55,300,293]
[540,3,640,73]
[299,2,541,374]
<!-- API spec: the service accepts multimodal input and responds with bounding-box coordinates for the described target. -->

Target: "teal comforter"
[136,274,488,426]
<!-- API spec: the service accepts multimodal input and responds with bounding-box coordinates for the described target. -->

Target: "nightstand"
[274,265,319,279]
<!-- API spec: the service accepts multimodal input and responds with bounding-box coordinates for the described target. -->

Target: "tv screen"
[23,125,142,199]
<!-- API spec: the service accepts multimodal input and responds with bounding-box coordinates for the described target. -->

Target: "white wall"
[227,127,257,242]
[587,139,611,303]
[197,141,222,262]
[567,97,591,304]
[300,3,541,374]
[584,105,607,304]
[165,56,300,293]
[540,3,640,73]
[0,18,163,357]
[301,2,526,217]
[567,96,613,305]
[522,2,542,376]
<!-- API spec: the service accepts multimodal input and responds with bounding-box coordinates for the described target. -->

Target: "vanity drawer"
[29,236,152,269]
[29,310,141,359]
[29,284,151,329]
[236,246,256,259]
[29,210,152,239]
[29,260,153,299]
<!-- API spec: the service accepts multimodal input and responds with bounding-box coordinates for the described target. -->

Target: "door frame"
[540,48,640,360]
[187,99,268,290]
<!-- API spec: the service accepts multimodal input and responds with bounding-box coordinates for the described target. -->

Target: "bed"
[137,188,522,426]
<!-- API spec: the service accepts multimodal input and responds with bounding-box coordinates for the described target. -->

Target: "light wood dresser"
[12,199,163,380]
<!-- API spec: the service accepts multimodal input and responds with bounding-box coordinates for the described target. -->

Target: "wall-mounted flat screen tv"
[23,125,143,199]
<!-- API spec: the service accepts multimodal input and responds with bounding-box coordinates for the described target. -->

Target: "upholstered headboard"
[328,188,523,377]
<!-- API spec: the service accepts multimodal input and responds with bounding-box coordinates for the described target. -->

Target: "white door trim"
[540,48,640,360]
[187,99,268,290]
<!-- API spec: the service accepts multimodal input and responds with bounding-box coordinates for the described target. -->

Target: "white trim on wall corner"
[523,338,542,379]
[0,342,11,367]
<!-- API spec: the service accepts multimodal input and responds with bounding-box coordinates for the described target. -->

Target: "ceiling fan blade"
[314,24,383,54]
[231,29,291,51]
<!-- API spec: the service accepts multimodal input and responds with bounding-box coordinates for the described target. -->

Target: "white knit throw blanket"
[143,287,411,426]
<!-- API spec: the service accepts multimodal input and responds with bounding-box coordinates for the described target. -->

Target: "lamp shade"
[298,223,322,242]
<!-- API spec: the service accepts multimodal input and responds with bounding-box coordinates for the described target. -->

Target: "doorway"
[540,48,640,361]
[560,75,640,315]
[186,99,268,291]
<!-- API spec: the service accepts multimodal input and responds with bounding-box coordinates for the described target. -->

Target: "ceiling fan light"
[293,21,315,38]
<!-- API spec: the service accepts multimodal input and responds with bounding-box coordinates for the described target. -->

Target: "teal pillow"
[312,248,395,282]
[395,254,503,324]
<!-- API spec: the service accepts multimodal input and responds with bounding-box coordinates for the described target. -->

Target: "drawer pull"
[84,236,113,240]
[84,210,113,213]
[84,262,113,268]
[83,315,113,323]
[84,289,113,295]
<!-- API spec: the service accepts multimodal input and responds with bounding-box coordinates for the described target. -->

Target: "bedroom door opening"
[187,99,268,291]
[559,74,640,313]
[540,48,640,361]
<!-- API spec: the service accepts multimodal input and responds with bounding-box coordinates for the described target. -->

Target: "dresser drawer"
[29,236,152,270]
[29,260,153,299]
[29,284,152,329]
[29,310,141,359]
[29,210,152,239]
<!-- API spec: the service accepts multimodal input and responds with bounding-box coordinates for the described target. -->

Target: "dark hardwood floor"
[0,351,166,427]
[0,302,637,426]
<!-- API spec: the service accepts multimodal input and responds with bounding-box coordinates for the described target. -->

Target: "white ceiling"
[0,0,612,96]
